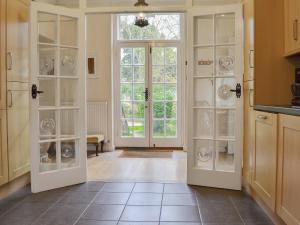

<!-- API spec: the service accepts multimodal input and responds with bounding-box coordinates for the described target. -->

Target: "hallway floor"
[0,182,274,225]
[87,150,187,183]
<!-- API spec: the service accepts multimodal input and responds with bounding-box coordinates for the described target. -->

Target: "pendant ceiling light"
[134,0,149,28]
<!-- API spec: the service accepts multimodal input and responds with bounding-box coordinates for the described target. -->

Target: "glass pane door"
[188,5,243,190]
[117,45,149,147]
[150,46,181,147]
[30,2,86,193]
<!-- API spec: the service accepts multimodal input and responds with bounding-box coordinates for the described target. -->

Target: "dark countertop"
[254,105,300,116]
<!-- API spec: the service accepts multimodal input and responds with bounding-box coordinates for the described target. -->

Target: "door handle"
[7,90,13,108]
[230,83,242,98]
[144,88,149,101]
[31,84,44,99]
[257,115,268,120]
[7,52,12,70]
[293,19,298,41]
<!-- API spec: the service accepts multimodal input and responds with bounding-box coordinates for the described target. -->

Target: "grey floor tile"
[119,222,159,225]
[127,193,162,206]
[83,204,125,221]
[24,188,68,203]
[202,223,243,225]
[120,205,161,222]
[76,220,118,225]
[195,187,231,205]
[102,183,135,193]
[0,199,20,217]
[200,201,242,224]
[0,217,32,225]
[164,184,193,194]
[71,181,105,192]
[162,194,197,206]
[133,183,164,193]
[39,203,87,223]
[58,191,97,204]
[32,217,80,225]
[3,202,52,221]
[160,223,201,225]
[94,192,130,205]
[160,206,200,222]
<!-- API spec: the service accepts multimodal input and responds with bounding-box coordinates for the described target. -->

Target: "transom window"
[117,14,181,41]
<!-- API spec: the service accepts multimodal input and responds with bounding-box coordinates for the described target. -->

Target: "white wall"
[86,14,113,151]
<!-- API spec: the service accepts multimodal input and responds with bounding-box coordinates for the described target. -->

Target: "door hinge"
[185,61,188,66]
[150,47,152,54]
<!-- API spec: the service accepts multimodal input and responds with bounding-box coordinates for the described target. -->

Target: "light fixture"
[134,0,149,28]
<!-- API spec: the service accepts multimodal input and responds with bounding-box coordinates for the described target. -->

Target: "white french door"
[30,2,86,193]
[187,5,244,190]
[115,42,183,148]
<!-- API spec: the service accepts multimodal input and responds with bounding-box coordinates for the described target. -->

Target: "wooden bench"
[87,134,105,156]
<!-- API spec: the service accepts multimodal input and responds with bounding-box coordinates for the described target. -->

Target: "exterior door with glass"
[187,5,243,190]
[115,43,182,148]
[30,2,86,193]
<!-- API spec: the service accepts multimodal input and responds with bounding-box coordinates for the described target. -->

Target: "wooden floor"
[87,150,187,183]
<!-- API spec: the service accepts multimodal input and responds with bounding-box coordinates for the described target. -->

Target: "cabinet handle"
[257,115,268,120]
[7,90,13,108]
[293,19,298,41]
[7,52,12,70]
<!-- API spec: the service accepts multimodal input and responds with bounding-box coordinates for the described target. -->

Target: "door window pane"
[194,140,214,170]
[39,45,56,76]
[153,120,165,137]
[194,47,214,76]
[39,78,56,107]
[133,120,145,137]
[60,79,78,106]
[216,13,235,44]
[60,110,77,138]
[194,15,214,45]
[216,78,236,107]
[60,48,77,76]
[215,140,235,172]
[216,110,235,138]
[60,16,78,46]
[216,46,235,77]
[40,142,57,172]
[166,120,177,137]
[153,102,165,119]
[194,78,214,107]
[39,110,56,140]
[61,140,77,169]
[194,109,213,138]
[38,13,57,44]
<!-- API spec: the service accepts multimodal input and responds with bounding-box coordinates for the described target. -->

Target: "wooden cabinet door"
[7,83,30,181]
[243,0,254,81]
[6,0,29,83]
[0,0,6,110]
[0,110,8,186]
[277,114,300,225]
[252,111,277,211]
[284,0,300,55]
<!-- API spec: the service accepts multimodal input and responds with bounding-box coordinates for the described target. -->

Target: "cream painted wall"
[86,14,113,151]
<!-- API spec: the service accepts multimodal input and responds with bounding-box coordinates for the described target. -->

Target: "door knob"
[31,84,44,99]
[230,83,242,98]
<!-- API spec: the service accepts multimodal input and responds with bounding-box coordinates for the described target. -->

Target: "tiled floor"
[0,182,274,225]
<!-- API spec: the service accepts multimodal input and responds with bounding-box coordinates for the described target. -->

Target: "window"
[118,14,181,41]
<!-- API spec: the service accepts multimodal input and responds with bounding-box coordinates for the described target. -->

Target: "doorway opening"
[113,13,185,148]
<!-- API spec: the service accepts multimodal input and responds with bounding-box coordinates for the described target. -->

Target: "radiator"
[87,101,108,141]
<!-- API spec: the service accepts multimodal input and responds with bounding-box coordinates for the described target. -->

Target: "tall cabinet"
[0,0,30,186]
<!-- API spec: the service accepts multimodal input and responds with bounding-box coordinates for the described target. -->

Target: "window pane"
[153,120,165,137]
[153,102,165,119]
[166,120,177,137]
[118,14,181,40]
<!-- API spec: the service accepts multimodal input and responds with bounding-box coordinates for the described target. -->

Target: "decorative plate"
[219,56,234,71]
[217,84,233,100]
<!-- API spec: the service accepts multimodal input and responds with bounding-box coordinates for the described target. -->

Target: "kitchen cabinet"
[0,0,6,110]
[7,83,30,181]
[0,0,30,187]
[6,0,30,181]
[284,0,300,56]
[243,0,254,81]
[0,110,8,186]
[243,81,254,186]
[277,114,300,225]
[252,111,277,211]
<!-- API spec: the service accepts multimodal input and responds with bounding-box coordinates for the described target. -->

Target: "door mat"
[119,150,173,158]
